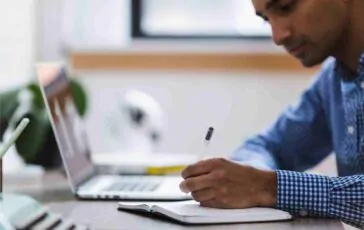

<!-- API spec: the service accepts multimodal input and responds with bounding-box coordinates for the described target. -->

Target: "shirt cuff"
[276,170,331,217]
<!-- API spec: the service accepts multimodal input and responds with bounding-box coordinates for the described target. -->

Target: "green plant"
[0,78,87,167]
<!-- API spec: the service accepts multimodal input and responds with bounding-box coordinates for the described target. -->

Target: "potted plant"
[0,78,87,169]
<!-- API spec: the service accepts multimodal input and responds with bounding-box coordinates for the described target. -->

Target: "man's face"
[252,0,350,67]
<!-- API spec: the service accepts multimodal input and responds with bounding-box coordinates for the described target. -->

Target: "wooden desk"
[48,201,345,230]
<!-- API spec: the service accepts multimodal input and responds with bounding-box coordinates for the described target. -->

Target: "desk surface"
[3,169,74,202]
[48,201,345,230]
[5,170,346,230]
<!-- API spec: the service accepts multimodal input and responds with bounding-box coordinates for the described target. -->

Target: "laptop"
[35,62,191,201]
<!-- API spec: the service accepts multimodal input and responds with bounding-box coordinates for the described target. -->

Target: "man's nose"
[270,21,292,46]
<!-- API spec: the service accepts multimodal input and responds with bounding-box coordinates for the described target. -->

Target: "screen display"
[36,63,95,189]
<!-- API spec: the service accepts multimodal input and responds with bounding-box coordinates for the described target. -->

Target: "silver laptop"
[36,63,191,201]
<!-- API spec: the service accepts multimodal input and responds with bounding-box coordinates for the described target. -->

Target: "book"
[118,200,293,224]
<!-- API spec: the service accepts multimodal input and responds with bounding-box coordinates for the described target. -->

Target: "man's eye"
[278,1,296,13]
[280,4,293,12]
[262,16,269,22]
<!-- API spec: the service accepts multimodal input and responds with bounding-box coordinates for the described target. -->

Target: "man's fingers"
[200,199,221,208]
[200,199,229,209]
[179,181,189,193]
[191,188,215,202]
[181,158,222,179]
[179,173,214,193]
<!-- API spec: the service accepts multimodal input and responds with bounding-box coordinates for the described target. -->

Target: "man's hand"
[179,158,277,209]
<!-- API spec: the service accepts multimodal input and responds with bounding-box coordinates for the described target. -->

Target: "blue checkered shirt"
[232,55,364,228]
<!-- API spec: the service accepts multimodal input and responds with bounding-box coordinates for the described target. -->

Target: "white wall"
[77,70,314,158]
[37,0,64,61]
[61,0,131,51]
[37,0,131,62]
[0,0,36,90]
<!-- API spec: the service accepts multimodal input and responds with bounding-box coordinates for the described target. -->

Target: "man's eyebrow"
[255,0,280,17]
[266,0,279,10]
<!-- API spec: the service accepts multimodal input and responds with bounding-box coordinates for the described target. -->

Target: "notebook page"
[119,200,292,224]
[154,200,291,218]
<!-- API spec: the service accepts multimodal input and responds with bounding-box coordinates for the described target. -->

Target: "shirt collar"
[334,52,364,94]
[334,52,364,82]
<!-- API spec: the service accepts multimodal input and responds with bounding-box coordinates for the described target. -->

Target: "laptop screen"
[36,63,95,191]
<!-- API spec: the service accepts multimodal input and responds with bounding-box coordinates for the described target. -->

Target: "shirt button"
[299,210,308,217]
[348,126,355,135]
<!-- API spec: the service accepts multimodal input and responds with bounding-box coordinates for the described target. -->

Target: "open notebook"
[118,200,293,224]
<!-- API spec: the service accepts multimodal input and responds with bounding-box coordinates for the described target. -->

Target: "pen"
[0,118,30,159]
[198,127,214,161]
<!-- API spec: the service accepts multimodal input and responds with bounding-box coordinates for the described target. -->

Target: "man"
[179,0,364,228]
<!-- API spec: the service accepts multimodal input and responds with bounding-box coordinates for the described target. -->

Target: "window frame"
[131,0,272,40]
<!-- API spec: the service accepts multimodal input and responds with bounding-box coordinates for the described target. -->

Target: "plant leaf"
[27,83,45,110]
[15,109,50,162]
[0,89,20,120]
[70,79,88,117]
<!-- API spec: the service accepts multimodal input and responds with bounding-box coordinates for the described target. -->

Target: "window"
[132,0,271,38]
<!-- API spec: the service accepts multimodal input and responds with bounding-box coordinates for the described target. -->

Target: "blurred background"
[0,0,336,175]
[2,2,358,229]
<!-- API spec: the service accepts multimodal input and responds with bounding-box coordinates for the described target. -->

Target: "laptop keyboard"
[103,177,162,192]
